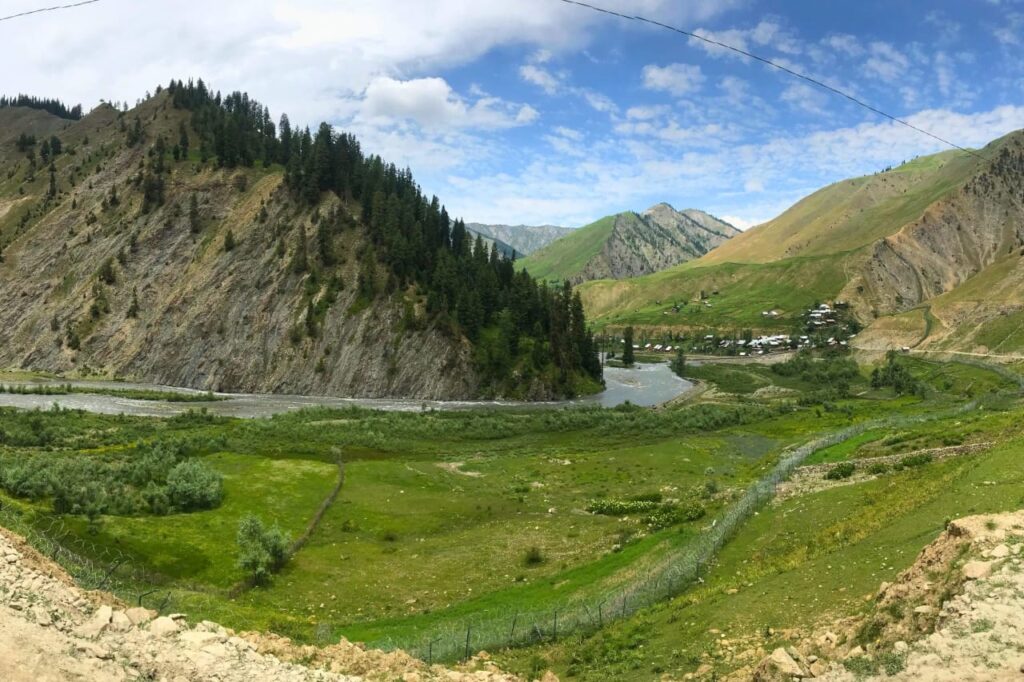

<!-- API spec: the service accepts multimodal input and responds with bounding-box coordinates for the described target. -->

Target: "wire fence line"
[362,401,982,662]
[0,401,982,663]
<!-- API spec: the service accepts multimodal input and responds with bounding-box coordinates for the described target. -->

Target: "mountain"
[578,131,1024,357]
[517,203,739,284]
[464,226,518,259]
[465,222,572,256]
[0,82,603,399]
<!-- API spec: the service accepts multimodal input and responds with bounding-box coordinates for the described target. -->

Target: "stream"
[0,362,692,418]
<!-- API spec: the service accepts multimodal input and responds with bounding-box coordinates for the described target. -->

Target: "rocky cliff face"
[573,204,738,283]
[851,133,1024,317]
[465,222,572,256]
[0,96,480,398]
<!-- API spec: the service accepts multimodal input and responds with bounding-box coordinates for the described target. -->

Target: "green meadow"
[0,355,1020,678]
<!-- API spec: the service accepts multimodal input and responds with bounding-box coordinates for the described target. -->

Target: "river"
[0,362,692,418]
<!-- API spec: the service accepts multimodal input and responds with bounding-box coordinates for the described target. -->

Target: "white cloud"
[780,83,827,114]
[823,33,863,57]
[641,63,705,96]
[519,64,561,94]
[359,76,537,130]
[626,105,670,120]
[864,42,910,83]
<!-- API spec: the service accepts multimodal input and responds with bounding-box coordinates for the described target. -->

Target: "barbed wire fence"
[0,401,983,664]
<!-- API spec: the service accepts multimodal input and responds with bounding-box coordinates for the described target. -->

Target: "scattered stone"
[963,561,993,580]
[148,616,181,637]
[752,647,804,680]
[75,604,112,638]
[894,641,909,653]
[913,605,933,615]
[124,606,157,625]
[990,544,1011,558]
[845,646,865,659]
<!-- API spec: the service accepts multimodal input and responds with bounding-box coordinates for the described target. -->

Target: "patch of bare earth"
[0,526,551,681]
[742,510,1024,681]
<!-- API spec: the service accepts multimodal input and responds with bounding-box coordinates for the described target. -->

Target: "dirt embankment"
[744,510,1024,681]
[0,525,552,682]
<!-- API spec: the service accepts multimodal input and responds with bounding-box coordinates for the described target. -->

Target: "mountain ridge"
[518,203,739,284]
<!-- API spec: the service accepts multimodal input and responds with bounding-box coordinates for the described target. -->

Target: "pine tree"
[188,193,200,233]
[223,229,236,252]
[623,327,635,367]
[291,228,308,274]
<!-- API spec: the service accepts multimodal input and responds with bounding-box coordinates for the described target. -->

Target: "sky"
[2,0,1024,229]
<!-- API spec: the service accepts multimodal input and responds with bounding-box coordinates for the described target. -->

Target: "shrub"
[165,459,223,511]
[866,462,889,475]
[523,546,545,566]
[825,462,856,480]
[895,453,932,470]
[237,514,290,584]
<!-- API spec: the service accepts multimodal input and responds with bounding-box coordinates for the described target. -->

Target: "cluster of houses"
[806,303,839,327]
[641,343,677,353]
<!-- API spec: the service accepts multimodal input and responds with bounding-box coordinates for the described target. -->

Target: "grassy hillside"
[703,149,982,264]
[583,131,1024,348]
[580,252,855,332]
[517,214,616,281]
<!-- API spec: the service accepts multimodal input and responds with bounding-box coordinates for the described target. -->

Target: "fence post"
[427,639,433,666]
[553,610,558,641]
[598,601,604,627]
[464,624,472,661]
[509,612,518,640]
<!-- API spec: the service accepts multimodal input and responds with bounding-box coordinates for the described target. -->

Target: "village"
[612,301,858,359]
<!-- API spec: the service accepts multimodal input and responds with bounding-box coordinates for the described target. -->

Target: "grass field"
[498,395,1024,680]
[0,355,1019,678]
[517,214,617,282]
[579,253,853,334]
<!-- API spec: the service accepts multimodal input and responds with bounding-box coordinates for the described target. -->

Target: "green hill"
[580,131,1024,350]
[518,204,738,284]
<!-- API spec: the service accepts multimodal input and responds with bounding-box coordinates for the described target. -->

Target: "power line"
[558,0,987,161]
[0,0,101,23]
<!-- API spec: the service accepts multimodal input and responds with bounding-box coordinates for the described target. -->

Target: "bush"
[895,453,933,470]
[825,462,856,480]
[165,459,223,511]
[866,462,889,475]
[237,514,290,584]
[523,546,545,566]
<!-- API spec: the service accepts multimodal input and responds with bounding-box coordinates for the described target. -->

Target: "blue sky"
[4,0,1024,228]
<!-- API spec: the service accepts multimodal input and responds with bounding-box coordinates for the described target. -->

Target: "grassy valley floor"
[0,355,1019,680]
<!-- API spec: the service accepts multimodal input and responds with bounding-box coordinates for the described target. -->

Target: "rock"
[963,561,993,580]
[818,631,839,648]
[752,647,805,681]
[149,616,181,636]
[846,646,865,659]
[695,664,713,676]
[809,660,826,677]
[180,630,225,647]
[914,605,933,614]
[990,544,1011,558]
[894,641,909,653]
[75,642,114,660]
[540,672,559,682]
[124,606,157,625]
[75,604,112,638]
[109,609,133,632]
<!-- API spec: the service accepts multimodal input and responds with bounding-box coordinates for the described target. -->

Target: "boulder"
[109,610,133,632]
[75,605,112,639]
[149,616,181,637]
[752,647,805,681]
[989,544,1010,559]
[962,561,993,580]
[124,606,157,625]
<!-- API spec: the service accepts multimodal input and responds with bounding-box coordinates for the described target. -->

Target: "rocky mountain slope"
[0,524,537,682]
[0,84,601,399]
[579,131,1024,352]
[743,510,1024,681]
[518,204,739,284]
[466,222,572,256]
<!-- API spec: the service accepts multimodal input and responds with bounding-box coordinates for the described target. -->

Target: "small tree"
[237,514,289,584]
[223,229,236,252]
[622,326,635,367]
[671,347,686,377]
